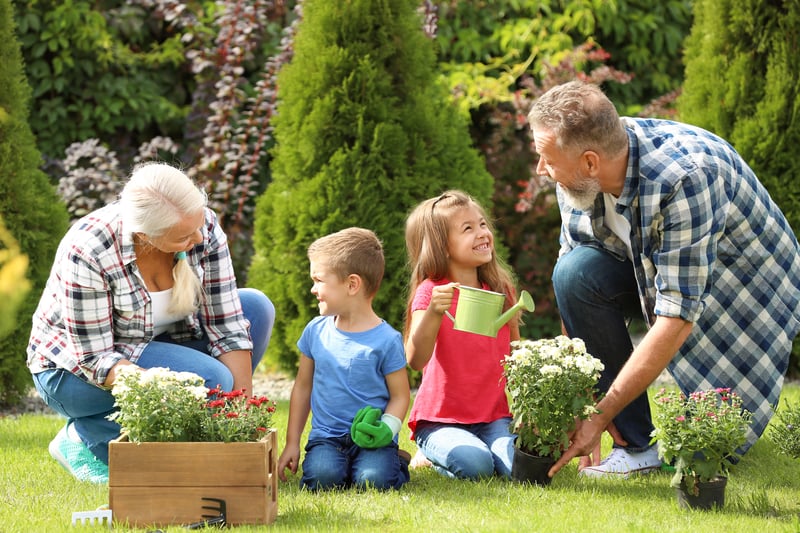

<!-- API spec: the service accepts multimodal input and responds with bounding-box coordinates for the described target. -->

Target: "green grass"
[2,384,799,532]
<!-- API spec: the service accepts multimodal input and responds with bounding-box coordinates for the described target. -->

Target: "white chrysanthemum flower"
[189,386,209,400]
[572,338,587,353]
[540,364,563,376]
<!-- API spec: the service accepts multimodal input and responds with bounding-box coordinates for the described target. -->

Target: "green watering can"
[444,286,535,337]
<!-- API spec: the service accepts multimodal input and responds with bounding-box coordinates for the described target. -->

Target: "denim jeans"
[32,288,275,464]
[300,436,410,491]
[414,417,515,480]
[552,245,655,450]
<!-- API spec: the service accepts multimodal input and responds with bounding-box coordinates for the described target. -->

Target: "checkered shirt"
[27,203,252,387]
[558,117,800,450]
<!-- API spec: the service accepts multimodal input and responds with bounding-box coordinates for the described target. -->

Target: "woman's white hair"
[121,163,207,316]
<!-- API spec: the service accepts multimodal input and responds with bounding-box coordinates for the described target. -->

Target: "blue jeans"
[552,245,654,450]
[300,436,410,491]
[414,417,515,480]
[32,288,275,464]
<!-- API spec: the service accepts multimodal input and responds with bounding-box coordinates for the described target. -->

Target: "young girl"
[404,190,520,480]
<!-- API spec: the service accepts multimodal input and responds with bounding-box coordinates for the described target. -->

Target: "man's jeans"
[32,288,275,464]
[552,245,655,450]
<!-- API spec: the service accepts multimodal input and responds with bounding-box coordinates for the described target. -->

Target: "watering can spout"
[494,290,535,334]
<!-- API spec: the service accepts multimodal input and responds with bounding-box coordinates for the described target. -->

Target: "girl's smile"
[446,205,494,270]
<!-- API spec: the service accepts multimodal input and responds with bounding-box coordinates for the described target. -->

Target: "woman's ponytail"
[169,251,203,316]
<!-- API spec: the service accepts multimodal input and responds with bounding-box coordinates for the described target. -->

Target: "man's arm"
[549,315,693,476]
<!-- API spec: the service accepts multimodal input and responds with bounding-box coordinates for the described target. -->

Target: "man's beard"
[559,173,601,211]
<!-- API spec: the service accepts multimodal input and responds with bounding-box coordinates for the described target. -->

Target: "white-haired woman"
[27,162,275,483]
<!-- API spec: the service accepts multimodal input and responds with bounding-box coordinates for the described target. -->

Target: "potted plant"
[651,387,752,510]
[107,367,279,526]
[768,399,800,459]
[503,336,604,485]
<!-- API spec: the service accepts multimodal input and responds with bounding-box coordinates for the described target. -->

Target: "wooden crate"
[108,429,277,527]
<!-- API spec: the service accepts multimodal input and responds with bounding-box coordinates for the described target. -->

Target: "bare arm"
[383,368,411,422]
[549,315,693,476]
[405,283,457,371]
[218,349,253,395]
[277,355,314,481]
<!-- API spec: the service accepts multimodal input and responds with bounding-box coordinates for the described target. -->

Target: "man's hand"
[549,418,627,477]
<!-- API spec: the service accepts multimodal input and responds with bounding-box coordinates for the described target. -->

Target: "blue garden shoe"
[48,425,109,484]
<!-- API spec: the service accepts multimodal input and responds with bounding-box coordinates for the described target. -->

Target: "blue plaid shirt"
[27,203,252,387]
[558,118,800,449]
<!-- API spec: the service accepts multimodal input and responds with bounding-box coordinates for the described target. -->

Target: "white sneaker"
[579,445,661,479]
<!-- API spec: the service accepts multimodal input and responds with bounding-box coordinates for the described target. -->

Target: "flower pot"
[675,476,727,510]
[108,429,278,527]
[511,448,556,486]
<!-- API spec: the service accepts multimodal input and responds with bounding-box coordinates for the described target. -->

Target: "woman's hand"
[104,360,142,388]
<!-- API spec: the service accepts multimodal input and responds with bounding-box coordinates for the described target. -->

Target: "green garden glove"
[350,406,382,441]
[351,406,393,448]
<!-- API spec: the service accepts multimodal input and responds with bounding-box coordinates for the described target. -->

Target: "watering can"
[444,286,535,337]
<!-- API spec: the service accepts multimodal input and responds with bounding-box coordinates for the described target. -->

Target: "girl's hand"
[429,282,458,315]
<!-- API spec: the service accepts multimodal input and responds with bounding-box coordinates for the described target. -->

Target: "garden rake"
[71,509,113,528]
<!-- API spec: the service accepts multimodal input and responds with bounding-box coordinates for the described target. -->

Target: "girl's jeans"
[32,288,275,464]
[414,417,515,480]
[301,436,410,491]
[552,245,655,450]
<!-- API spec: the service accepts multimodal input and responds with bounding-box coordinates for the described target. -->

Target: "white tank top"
[150,289,183,336]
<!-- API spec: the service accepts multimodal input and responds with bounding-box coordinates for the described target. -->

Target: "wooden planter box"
[108,429,277,527]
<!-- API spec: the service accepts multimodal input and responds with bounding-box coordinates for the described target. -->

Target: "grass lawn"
[1,383,799,532]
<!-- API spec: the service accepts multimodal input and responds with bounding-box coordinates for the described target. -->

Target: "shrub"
[0,0,69,406]
[249,0,494,370]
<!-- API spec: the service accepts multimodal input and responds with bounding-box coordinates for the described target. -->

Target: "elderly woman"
[27,163,275,483]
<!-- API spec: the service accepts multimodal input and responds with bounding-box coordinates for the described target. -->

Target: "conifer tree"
[0,0,69,405]
[680,0,800,221]
[679,0,800,374]
[249,0,493,369]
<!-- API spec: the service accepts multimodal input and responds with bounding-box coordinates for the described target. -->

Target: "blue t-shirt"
[297,315,406,440]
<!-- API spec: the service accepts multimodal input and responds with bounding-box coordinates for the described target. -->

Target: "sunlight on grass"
[1,384,798,532]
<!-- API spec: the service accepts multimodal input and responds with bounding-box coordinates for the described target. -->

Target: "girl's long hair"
[120,162,206,316]
[403,190,519,336]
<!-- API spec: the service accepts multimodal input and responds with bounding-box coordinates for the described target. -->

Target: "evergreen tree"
[679,0,800,374]
[249,0,493,370]
[0,0,69,405]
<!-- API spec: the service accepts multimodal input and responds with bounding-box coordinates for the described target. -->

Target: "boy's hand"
[350,406,393,448]
[350,406,381,440]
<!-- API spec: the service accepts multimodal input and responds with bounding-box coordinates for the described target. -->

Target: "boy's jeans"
[301,436,410,490]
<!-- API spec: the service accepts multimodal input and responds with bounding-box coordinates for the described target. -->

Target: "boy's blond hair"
[308,227,385,297]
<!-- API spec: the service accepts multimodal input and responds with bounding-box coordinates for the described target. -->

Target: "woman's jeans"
[301,436,410,491]
[552,245,654,450]
[414,417,515,480]
[32,288,275,464]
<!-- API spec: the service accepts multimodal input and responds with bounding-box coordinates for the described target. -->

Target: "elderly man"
[528,81,800,478]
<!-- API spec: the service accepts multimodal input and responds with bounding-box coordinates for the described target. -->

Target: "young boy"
[276,227,411,490]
